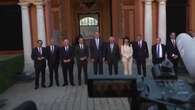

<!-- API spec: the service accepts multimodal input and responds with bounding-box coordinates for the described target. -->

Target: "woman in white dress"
[121,37,133,76]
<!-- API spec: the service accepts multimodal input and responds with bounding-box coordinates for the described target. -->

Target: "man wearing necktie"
[133,36,149,77]
[90,32,105,75]
[31,40,47,90]
[166,32,180,74]
[60,38,74,86]
[152,37,166,64]
[46,39,60,87]
[105,36,120,75]
[75,37,89,85]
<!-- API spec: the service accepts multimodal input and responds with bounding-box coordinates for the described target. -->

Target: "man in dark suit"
[60,38,74,86]
[75,37,89,85]
[166,32,180,74]
[152,37,166,64]
[31,40,47,89]
[105,36,120,75]
[46,39,60,87]
[133,36,149,77]
[90,32,105,75]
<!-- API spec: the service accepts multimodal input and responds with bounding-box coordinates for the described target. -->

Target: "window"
[80,17,98,26]
[79,14,99,38]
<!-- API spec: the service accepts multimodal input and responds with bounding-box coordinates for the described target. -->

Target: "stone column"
[158,0,167,44]
[18,2,33,76]
[34,1,47,46]
[144,0,153,58]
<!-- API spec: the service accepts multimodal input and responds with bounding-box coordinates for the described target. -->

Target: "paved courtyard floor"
[0,62,192,110]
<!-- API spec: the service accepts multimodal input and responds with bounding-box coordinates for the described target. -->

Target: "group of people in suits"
[31,31,180,89]
[89,31,179,78]
[152,32,180,74]
[31,37,89,89]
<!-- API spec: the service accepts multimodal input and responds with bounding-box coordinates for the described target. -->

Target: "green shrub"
[0,55,24,93]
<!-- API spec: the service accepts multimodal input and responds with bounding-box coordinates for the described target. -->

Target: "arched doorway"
[75,0,111,41]
[166,0,187,38]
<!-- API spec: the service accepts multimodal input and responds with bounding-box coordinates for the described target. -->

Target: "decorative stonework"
[158,0,166,5]
[33,1,44,9]
[19,0,44,4]
[18,2,30,7]
[144,0,153,5]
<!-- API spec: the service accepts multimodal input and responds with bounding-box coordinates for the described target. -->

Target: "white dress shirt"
[156,44,163,58]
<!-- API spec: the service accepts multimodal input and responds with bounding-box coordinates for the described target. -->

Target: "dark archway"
[0,5,23,51]
[166,0,187,39]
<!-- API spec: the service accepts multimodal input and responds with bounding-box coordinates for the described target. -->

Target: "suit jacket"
[105,43,120,63]
[46,45,60,67]
[75,44,89,63]
[60,46,74,64]
[90,38,105,60]
[133,41,149,61]
[166,40,180,61]
[152,44,166,64]
[31,47,47,68]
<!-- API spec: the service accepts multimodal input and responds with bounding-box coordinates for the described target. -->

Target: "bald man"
[152,37,166,64]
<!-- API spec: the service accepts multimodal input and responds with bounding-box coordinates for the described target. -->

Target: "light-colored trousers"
[122,58,133,76]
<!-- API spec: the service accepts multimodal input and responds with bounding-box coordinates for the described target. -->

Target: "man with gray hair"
[60,38,75,86]
[46,39,60,87]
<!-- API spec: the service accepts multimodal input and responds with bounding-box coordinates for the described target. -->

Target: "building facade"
[0,0,195,74]
[0,0,195,47]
